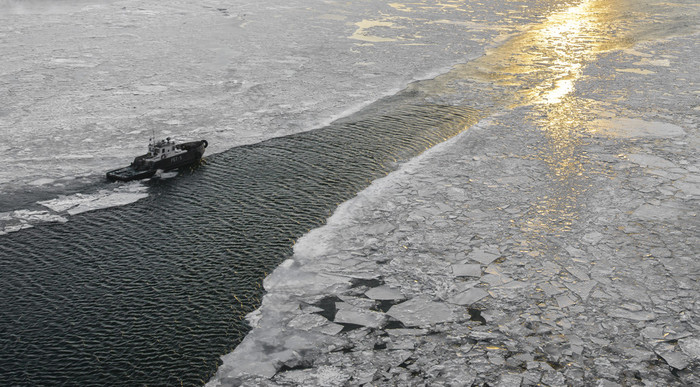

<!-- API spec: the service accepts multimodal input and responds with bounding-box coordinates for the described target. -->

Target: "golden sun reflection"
[413,0,632,240]
[439,0,625,239]
[527,1,609,105]
[478,0,618,107]
[421,0,624,106]
[521,0,617,238]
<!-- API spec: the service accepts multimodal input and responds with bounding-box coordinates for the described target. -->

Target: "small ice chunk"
[364,222,396,235]
[272,349,308,370]
[365,286,404,301]
[623,48,652,57]
[263,260,351,295]
[334,309,386,328]
[620,303,643,312]
[565,245,586,257]
[628,154,676,169]
[616,68,655,75]
[499,374,523,386]
[641,326,664,340]
[283,333,319,352]
[556,294,576,308]
[337,296,376,309]
[582,231,603,245]
[387,297,455,326]
[540,282,565,297]
[674,181,700,196]
[313,366,350,385]
[288,313,344,336]
[386,328,428,336]
[480,273,511,286]
[449,288,489,306]
[656,350,690,370]
[156,171,179,179]
[300,304,324,314]
[387,338,416,351]
[10,209,68,224]
[633,58,670,67]
[452,264,481,277]
[592,118,685,138]
[679,338,700,360]
[467,248,500,265]
[565,266,590,281]
[39,184,149,215]
[215,346,278,380]
[67,192,149,215]
[608,308,655,321]
[632,204,684,221]
[564,280,596,300]
[353,368,378,385]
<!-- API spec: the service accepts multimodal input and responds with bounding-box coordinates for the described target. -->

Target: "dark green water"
[0,94,481,385]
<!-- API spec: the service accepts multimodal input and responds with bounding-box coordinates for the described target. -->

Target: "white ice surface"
[1,0,521,236]
[44,182,149,215]
[0,0,509,196]
[591,118,687,138]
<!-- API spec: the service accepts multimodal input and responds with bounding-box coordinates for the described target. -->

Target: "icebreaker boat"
[106,137,208,182]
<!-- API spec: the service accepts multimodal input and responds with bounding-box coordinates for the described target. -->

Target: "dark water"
[0,93,480,385]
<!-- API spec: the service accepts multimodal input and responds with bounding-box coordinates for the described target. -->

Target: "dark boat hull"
[105,167,157,182]
[106,140,207,182]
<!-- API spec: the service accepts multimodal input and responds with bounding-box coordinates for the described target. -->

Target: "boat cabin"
[148,137,184,159]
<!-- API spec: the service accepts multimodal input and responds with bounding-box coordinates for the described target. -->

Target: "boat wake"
[0,182,149,236]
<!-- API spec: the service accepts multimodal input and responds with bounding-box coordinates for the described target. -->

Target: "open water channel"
[0,91,481,385]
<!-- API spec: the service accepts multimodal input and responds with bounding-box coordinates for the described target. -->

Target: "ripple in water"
[0,93,481,385]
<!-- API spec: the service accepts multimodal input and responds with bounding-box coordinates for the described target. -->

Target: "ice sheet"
[0,0,507,200]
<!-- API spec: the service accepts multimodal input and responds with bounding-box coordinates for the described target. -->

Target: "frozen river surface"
[1,0,698,385]
[0,0,577,385]
[0,0,552,232]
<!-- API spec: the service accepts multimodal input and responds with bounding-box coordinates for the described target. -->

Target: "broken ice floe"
[208,26,700,387]
[466,248,501,265]
[0,182,150,236]
[449,288,489,306]
[591,118,686,138]
[39,188,149,216]
[287,314,343,336]
[655,342,692,370]
[386,297,455,327]
[679,338,700,361]
[0,209,67,235]
[334,307,386,329]
[452,263,482,277]
[627,153,676,169]
[364,286,404,301]
[608,308,655,321]
[632,203,686,221]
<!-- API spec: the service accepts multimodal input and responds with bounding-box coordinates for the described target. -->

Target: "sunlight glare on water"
[426,0,630,238]
[521,0,617,237]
